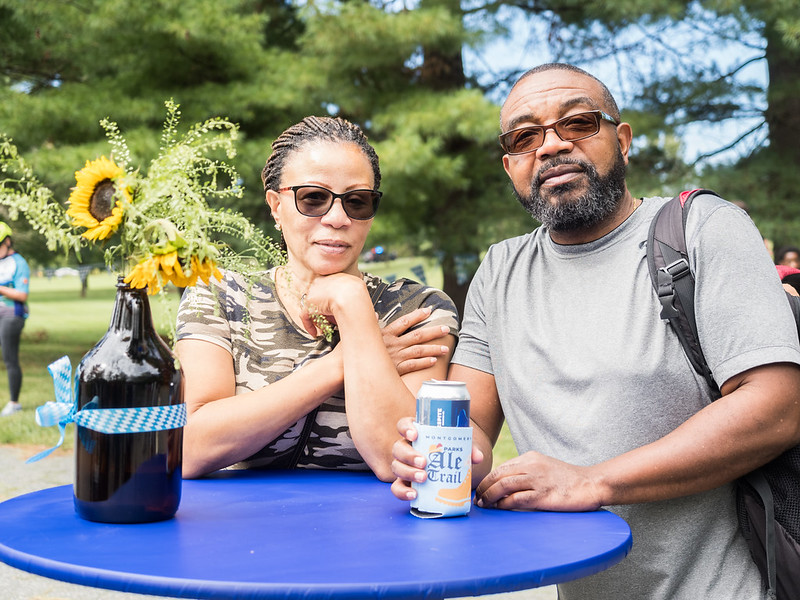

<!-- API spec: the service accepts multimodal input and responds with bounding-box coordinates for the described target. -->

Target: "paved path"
[0,445,556,600]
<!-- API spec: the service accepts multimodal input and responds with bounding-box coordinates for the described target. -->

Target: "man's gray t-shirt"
[454,194,800,599]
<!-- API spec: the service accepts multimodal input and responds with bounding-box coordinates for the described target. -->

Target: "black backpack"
[647,189,800,600]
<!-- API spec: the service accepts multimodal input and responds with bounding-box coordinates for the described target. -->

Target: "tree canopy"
[2,0,798,309]
[477,0,800,244]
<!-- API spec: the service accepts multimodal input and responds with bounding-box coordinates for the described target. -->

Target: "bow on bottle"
[27,355,186,463]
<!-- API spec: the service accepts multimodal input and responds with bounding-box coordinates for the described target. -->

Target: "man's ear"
[502,154,513,179]
[616,122,633,165]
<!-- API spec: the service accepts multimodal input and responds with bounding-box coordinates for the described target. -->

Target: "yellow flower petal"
[161,253,192,288]
[125,257,162,294]
[190,256,222,286]
[158,251,178,277]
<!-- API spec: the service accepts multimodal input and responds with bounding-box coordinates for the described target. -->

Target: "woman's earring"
[274,223,281,231]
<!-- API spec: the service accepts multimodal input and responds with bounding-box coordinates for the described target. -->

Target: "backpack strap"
[647,189,780,598]
[646,189,720,397]
[744,470,777,596]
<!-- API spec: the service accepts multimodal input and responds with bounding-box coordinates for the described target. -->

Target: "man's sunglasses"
[278,185,382,220]
[499,110,619,155]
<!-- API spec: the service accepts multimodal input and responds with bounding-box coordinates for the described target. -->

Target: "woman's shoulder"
[176,267,281,344]
[180,268,276,312]
[209,268,275,295]
[364,273,459,330]
[364,273,451,304]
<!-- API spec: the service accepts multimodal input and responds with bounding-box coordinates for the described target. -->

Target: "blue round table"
[0,470,631,599]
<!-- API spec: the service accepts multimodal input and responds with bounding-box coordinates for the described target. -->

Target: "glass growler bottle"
[73,277,184,523]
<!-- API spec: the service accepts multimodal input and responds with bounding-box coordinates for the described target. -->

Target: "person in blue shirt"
[0,222,30,417]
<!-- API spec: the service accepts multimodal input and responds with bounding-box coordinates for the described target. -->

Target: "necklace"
[275,265,307,302]
[272,266,306,318]
[273,266,335,341]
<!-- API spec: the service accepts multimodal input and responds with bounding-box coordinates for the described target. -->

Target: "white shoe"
[1,402,21,416]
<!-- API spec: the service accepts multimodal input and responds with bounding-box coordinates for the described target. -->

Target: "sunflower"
[124,251,222,294]
[67,156,129,241]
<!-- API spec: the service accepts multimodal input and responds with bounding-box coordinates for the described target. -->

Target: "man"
[0,222,30,416]
[391,64,800,599]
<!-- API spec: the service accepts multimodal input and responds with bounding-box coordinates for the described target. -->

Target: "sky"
[462,5,769,167]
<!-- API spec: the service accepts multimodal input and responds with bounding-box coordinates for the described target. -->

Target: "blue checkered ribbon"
[27,355,186,463]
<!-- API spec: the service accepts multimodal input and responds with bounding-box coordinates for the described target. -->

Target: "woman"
[175,116,458,480]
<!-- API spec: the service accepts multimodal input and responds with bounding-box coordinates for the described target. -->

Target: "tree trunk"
[764,22,800,167]
[440,253,471,323]
[755,17,800,247]
[419,0,476,311]
[79,267,90,298]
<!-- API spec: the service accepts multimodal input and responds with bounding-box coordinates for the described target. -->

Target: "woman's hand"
[390,416,485,502]
[390,417,426,500]
[382,307,451,375]
[300,273,366,337]
[300,278,452,376]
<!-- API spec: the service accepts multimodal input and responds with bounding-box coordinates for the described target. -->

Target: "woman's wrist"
[327,277,372,318]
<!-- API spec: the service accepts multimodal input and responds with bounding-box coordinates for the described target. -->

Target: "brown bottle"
[73,277,183,523]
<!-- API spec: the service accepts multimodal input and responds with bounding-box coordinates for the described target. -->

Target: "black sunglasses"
[499,110,619,155]
[278,185,381,220]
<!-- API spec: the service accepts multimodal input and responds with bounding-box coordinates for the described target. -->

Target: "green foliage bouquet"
[0,100,284,294]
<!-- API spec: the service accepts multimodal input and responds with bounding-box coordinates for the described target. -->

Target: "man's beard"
[514,149,627,232]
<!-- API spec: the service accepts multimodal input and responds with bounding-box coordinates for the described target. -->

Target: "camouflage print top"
[176,267,459,472]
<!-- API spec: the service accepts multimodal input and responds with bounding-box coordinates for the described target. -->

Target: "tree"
[0,0,315,264]
[0,0,533,315]
[295,0,800,301]
[480,0,800,244]
[291,0,531,311]
[4,0,797,311]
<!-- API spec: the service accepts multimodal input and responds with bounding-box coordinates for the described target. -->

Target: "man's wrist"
[584,464,613,508]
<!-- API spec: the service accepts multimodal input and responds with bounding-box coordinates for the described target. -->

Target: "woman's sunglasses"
[278,185,381,220]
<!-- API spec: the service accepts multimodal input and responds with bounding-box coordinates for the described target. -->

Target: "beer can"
[411,380,472,518]
[416,380,470,427]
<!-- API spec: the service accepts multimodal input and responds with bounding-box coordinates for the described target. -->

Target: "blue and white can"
[416,380,470,427]
[411,380,472,518]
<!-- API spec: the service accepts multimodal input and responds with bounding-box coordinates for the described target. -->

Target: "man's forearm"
[592,363,800,506]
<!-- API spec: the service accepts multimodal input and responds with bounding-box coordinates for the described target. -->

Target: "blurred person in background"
[0,222,30,417]
[776,245,800,270]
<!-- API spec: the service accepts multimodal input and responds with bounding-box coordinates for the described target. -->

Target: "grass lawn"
[0,272,181,449]
[0,264,518,463]
[358,255,443,288]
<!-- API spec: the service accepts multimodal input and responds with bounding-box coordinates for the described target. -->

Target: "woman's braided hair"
[261,116,381,193]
